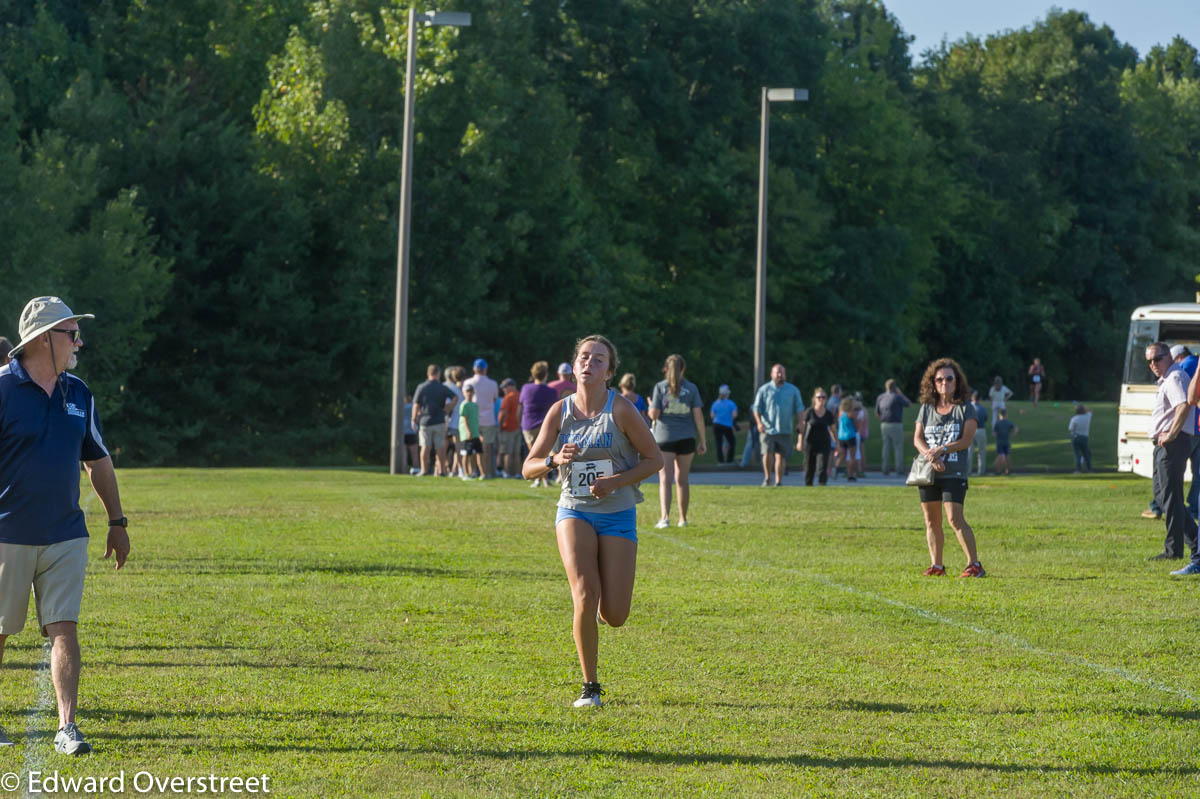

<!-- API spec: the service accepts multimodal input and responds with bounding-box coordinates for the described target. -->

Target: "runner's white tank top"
[556,389,643,513]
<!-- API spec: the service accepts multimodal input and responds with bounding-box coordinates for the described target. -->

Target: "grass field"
[2,467,1193,797]
[695,400,1117,473]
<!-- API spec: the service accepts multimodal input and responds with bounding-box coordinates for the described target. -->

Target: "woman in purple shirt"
[520,361,560,487]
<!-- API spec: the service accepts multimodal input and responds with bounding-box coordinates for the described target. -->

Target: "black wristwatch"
[108,517,128,528]
[544,455,555,469]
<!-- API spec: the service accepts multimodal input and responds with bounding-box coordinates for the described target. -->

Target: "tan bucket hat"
[8,296,94,359]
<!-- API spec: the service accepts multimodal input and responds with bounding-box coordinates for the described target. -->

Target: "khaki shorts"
[0,537,88,636]
[419,423,446,449]
[479,425,499,446]
[523,427,541,448]
[499,429,521,457]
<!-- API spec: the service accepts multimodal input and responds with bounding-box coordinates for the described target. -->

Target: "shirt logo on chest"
[65,402,86,419]
[559,431,613,449]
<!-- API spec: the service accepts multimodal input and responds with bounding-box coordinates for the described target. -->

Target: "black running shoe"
[573,682,603,708]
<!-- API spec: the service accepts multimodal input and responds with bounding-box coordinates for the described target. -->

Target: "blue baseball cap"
[473,358,488,370]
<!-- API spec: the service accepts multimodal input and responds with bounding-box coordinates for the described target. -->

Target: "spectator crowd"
[405,354,1067,489]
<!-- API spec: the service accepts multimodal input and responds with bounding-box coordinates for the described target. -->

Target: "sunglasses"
[1147,353,1168,364]
[934,376,956,383]
[51,328,82,344]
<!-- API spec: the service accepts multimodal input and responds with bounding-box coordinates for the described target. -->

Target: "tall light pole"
[390,8,471,475]
[754,87,808,392]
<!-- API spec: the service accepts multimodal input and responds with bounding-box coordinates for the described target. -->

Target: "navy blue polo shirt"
[0,358,109,546]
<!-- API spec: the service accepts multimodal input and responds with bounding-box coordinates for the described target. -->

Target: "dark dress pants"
[1153,435,1199,558]
[805,445,830,486]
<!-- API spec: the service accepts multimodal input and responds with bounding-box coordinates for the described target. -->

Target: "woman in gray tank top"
[522,335,663,709]
[913,357,984,578]
[648,353,706,528]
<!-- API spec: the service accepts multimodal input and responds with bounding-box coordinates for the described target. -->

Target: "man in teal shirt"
[752,363,804,487]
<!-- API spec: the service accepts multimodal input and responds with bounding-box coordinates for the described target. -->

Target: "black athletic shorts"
[918,477,968,504]
[460,438,482,455]
[404,433,418,446]
[659,437,697,455]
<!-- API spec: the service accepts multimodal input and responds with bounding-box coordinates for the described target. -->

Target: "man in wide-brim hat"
[0,296,129,755]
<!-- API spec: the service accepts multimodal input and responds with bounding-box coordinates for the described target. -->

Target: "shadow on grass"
[664,699,1041,715]
[97,644,244,651]
[85,660,379,671]
[84,708,453,723]
[830,700,922,713]
[389,746,1200,776]
[1124,707,1200,721]
[139,558,552,581]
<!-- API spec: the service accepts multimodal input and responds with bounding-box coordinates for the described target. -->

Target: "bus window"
[1124,320,1200,385]
[1124,320,1159,385]
[1158,321,1200,353]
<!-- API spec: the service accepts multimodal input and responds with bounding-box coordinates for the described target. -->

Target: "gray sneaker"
[54,722,92,755]
[0,726,12,747]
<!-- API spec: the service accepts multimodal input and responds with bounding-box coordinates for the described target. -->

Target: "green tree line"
[1,0,1196,465]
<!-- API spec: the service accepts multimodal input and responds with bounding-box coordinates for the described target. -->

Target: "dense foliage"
[1,1,1196,464]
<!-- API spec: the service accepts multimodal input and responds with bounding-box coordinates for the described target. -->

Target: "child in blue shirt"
[992,408,1018,475]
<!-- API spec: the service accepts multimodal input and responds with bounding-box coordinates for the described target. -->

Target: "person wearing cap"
[464,359,500,478]
[709,385,738,465]
[1145,347,1200,520]
[457,384,484,479]
[548,362,576,399]
[1171,345,1200,522]
[0,297,129,755]
[497,378,522,478]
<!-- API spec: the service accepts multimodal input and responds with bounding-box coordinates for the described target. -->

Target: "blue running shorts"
[555,506,638,543]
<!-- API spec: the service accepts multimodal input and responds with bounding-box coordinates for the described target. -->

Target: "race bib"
[1032,374,1041,383]
[569,459,614,497]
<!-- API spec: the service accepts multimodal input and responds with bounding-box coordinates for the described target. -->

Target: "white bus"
[1118,303,1200,478]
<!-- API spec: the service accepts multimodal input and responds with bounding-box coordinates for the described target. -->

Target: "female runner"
[523,335,663,707]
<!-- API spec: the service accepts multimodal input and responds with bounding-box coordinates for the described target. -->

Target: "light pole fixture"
[754,87,808,392]
[390,8,471,476]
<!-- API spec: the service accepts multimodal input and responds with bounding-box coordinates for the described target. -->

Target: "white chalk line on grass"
[17,490,97,787]
[648,530,1200,705]
[21,641,54,798]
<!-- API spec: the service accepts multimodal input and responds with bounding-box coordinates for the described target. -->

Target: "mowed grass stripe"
[650,526,1198,704]
[1,468,1192,797]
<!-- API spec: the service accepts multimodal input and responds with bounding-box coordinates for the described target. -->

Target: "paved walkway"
[644,466,911,487]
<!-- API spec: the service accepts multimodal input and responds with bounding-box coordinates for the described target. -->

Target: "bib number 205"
[569,459,614,498]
